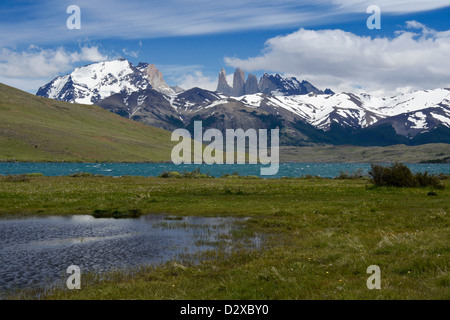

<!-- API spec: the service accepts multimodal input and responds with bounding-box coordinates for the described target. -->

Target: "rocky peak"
[258,73,278,95]
[245,73,259,95]
[232,68,246,97]
[142,64,174,95]
[259,73,326,96]
[216,68,232,95]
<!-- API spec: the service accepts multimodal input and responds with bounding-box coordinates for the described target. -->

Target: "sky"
[0,0,450,96]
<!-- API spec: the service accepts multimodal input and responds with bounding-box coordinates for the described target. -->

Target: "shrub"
[220,172,259,179]
[26,173,44,177]
[336,169,363,179]
[159,168,211,179]
[224,188,246,195]
[369,163,445,189]
[415,172,444,189]
[182,168,210,178]
[93,208,142,218]
[70,172,94,177]
[302,174,324,179]
[2,174,31,182]
[159,171,182,178]
[221,173,240,178]
[437,173,450,180]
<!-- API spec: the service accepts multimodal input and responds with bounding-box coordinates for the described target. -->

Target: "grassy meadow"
[0,175,448,299]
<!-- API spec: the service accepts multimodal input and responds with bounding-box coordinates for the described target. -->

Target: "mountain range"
[36,59,450,146]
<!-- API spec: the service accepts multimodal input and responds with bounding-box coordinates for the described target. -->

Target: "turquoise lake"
[0,162,449,178]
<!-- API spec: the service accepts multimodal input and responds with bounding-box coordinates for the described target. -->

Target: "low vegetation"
[92,208,142,218]
[335,169,364,180]
[369,163,445,189]
[159,168,211,179]
[0,174,448,299]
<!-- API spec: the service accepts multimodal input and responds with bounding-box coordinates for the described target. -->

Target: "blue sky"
[1,0,450,95]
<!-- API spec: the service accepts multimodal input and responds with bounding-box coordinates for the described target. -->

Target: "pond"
[0,215,260,294]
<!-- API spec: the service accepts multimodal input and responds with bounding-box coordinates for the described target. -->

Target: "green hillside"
[0,83,175,162]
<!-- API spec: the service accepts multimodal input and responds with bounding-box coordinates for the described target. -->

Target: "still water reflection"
[0,215,260,292]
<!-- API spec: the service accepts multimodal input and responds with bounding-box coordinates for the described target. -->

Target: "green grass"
[0,83,175,162]
[1,176,448,299]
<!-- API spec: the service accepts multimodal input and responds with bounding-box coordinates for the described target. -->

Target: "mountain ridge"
[36,59,450,146]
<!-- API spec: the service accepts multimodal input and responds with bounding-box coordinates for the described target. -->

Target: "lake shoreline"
[1,162,449,180]
[1,144,449,164]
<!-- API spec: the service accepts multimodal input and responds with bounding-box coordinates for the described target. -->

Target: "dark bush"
[182,168,210,178]
[2,174,31,182]
[159,171,182,178]
[93,208,142,218]
[70,172,95,177]
[159,168,211,179]
[336,169,363,179]
[415,172,444,189]
[437,173,450,180]
[221,172,239,178]
[369,163,445,189]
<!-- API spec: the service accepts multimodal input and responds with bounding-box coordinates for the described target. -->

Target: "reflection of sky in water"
[0,215,259,292]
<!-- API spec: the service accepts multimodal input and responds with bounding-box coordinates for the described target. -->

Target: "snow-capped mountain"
[36,59,450,146]
[258,73,333,96]
[238,89,450,135]
[36,59,174,104]
[97,85,450,145]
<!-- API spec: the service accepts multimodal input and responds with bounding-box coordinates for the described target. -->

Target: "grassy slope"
[280,144,450,163]
[1,176,448,299]
[0,83,175,162]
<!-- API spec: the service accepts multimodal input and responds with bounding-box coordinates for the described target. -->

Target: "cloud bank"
[0,45,109,93]
[225,22,450,95]
[1,0,449,46]
[331,0,450,13]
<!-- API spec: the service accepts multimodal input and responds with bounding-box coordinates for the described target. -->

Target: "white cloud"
[224,22,450,95]
[0,45,109,92]
[331,0,450,13]
[0,45,109,78]
[122,48,139,58]
[153,64,218,91]
[2,0,448,46]
[175,70,233,91]
[176,71,217,91]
